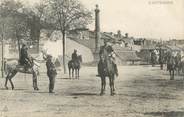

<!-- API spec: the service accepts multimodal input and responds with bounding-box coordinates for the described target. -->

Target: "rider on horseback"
[97,40,118,77]
[19,44,33,70]
[72,49,78,62]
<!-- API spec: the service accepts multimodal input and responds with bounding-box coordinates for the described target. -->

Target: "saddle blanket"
[15,65,33,73]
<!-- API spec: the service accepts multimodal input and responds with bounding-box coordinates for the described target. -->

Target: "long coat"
[46,59,57,77]
[19,46,29,66]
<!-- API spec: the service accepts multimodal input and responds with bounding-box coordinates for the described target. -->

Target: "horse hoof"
[12,87,14,90]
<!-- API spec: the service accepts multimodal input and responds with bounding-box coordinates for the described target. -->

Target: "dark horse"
[98,53,116,96]
[167,55,176,80]
[174,54,182,75]
[68,55,82,79]
[4,59,40,90]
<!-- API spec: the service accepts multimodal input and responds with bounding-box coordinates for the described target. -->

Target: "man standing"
[46,55,57,93]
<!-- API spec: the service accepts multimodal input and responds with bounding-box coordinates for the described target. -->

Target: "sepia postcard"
[0,0,184,117]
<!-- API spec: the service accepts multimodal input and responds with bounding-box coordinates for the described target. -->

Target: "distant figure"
[72,49,78,62]
[19,44,33,70]
[151,50,157,67]
[159,48,164,70]
[97,41,118,77]
[68,49,82,79]
[46,55,57,93]
[166,51,172,71]
[175,52,182,74]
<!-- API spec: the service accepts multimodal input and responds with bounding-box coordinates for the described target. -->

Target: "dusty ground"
[0,65,184,117]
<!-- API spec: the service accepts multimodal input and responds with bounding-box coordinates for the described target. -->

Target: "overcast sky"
[25,0,184,40]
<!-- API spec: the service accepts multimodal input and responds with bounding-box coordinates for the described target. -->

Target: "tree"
[0,0,29,59]
[46,0,92,73]
[25,1,48,53]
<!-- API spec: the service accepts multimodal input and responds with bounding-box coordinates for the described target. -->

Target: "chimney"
[95,4,101,51]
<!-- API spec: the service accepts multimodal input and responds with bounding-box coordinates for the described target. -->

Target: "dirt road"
[0,65,184,117]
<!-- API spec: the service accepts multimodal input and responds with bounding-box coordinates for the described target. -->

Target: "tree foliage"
[0,0,29,41]
[47,0,92,31]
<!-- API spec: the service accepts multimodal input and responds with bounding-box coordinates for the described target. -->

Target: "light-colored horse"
[4,58,40,90]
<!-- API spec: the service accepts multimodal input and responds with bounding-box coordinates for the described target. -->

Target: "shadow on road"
[57,77,80,80]
[13,88,28,91]
[144,111,184,117]
[70,92,99,96]
[0,88,8,90]
[25,91,49,94]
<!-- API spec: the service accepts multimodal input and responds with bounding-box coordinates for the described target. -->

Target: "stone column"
[95,4,101,52]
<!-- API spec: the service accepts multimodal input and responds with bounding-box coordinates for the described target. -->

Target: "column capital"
[95,4,100,12]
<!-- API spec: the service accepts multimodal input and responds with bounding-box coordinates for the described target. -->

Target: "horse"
[167,55,176,80]
[68,55,82,79]
[151,51,157,67]
[4,58,40,90]
[174,54,182,75]
[98,53,116,96]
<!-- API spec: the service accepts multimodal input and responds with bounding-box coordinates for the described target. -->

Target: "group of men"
[19,40,118,93]
[19,44,57,93]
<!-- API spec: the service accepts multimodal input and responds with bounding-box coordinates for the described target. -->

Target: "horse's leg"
[109,75,113,95]
[103,76,106,92]
[169,70,172,80]
[100,76,103,95]
[109,74,115,96]
[112,75,116,95]
[77,69,79,80]
[69,68,71,79]
[75,69,77,79]
[173,70,175,80]
[100,76,105,96]
[9,78,14,90]
[78,69,80,79]
[32,71,39,90]
[72,68,74,79]
[8,71,17,90]
[4,73,10,89]
[111,75,115,92]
